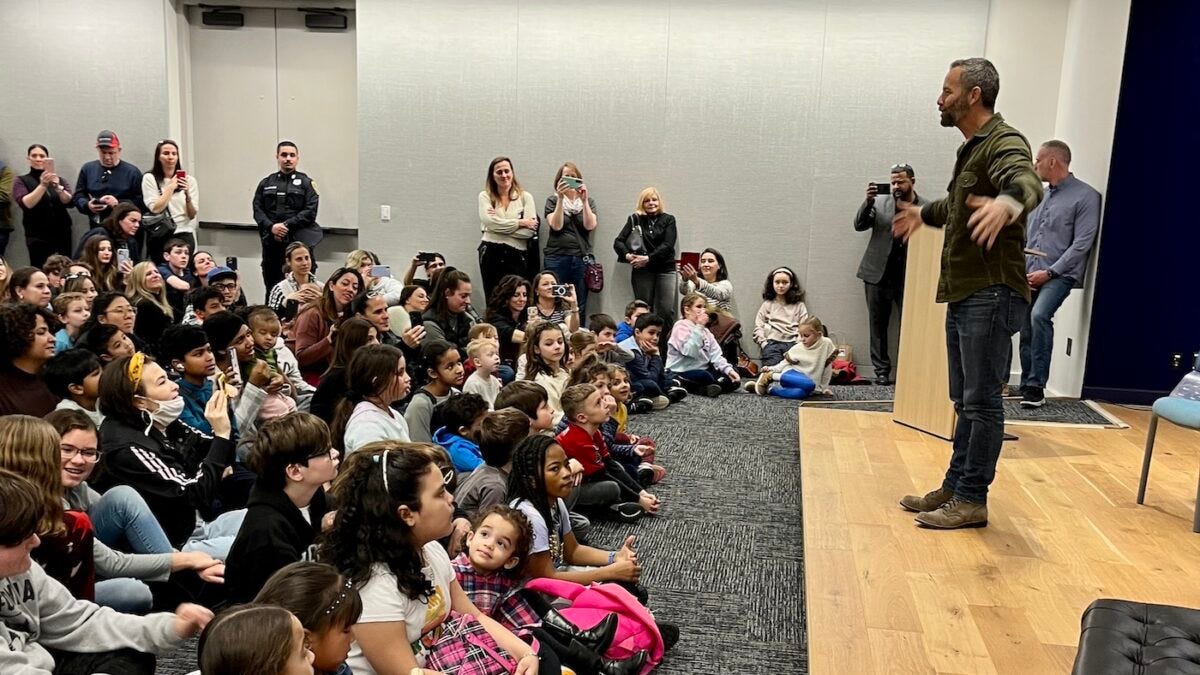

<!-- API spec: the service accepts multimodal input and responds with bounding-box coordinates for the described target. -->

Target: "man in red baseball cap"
[71,130,144,229]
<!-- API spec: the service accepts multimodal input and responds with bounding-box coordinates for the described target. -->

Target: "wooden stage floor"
[799,404,1200,674]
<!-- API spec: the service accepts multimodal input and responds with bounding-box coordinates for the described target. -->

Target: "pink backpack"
[524,577,664,672]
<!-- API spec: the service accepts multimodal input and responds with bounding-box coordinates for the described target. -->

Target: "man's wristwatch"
[1046,269,1059,280]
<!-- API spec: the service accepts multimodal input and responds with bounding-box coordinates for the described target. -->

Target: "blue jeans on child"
[770,371,816,399]
[90,486,174,554]
[760,340,794,367]
[941,285,1026,505]
[182,509,247,560]
[96,577,154,615]
[674,368,738,395]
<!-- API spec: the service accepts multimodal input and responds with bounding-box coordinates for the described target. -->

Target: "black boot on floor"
[542,610,618,655]
[602,650,649,675]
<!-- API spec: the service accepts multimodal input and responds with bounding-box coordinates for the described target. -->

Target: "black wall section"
[1081,0,1200,404]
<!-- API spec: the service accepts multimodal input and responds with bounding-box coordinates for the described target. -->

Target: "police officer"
[252,140,321,295]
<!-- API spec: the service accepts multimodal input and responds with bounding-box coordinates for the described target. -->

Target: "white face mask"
[140,395,185,428]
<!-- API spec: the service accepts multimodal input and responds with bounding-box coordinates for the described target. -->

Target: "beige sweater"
[767,336,836,390]
[478,190,537,250]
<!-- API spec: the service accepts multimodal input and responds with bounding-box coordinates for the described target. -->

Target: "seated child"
[80,323,135,364]
[52,291,90,353]
[254,562,363,675]
[157,238,197,315]
[432,392,490,473]
[247,306,309,415]
[666,292,741,397]
[615,300,649,343]
[494,380,557,436]
[587,313,634,364]
[603,364,664,486]
[462,337,502,409]
[522,321,571,425]
[568,329,599,365]
[450,506,540,638]
[458,408,531,520]
[555,384,660,521]
[225,412,337,604]
[616,313,686,412]
[405,339,464,443]
[755,315,836,399]
[159,324,220,434]
[198,604,312,675]
[0,469,211,675]
[45,348,105,426]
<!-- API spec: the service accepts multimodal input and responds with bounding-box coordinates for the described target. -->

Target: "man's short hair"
[587,313,617,334]
[890,163,915,178]
[246,413,332,490]
[634,313,665,332]
[560,383,598,422]
[0,469,42,545]
[277,140,298,154]
[495,380,548,420]
[476,408,531,467]
[624,300,650,319]
[950,57,1000,110]
[439,393,489,436]
[1041,140,1072,165]
[43,349,102,399]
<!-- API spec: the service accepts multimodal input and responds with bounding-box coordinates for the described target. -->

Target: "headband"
[324,578,355,616]
[127,352,146,388]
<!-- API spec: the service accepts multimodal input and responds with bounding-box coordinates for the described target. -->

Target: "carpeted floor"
[158,391,809,674]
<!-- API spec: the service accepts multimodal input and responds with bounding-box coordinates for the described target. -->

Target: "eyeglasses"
[306,447,337,462]
[213,282,238,291]
[107,305,137,316]
[61,445,101,462]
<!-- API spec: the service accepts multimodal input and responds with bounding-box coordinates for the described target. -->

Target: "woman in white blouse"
[478,156,537,298]
[141,139,199,258]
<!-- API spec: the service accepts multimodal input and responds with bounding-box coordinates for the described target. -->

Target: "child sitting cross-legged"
[556,383,661,521]
[666,292,741,397]
[754,315,836,399]
[45,348,105,426]
[247,305,315,411]
[462,337,503,409]
[617,313,687,412]
[432,392,490,474]
[254,561,363,675]
[604,364,665,486]
[458,408,532,520]
[587,313,635,364]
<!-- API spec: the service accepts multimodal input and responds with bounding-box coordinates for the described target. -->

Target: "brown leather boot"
[914,496,988,529]
[898,487,954,513]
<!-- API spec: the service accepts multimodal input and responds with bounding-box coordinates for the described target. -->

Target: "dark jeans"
[0,229,9,256]
[46,647,155,675]
[760,339,794,367]
[631,268,675,353]
[630,377,664,400]
[478,240,528,300]
[674,368,738,395]
[27,233,74,268]
[941,285,1027,504]
[1018,276,1073,390]
[544,254,589,318]
[261,240,287,294]
[864,280,904,378]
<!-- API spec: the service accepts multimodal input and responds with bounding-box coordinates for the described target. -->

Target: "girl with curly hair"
[318,441,547,675]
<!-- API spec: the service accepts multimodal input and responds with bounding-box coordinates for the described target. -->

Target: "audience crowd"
[1,88,1077,671]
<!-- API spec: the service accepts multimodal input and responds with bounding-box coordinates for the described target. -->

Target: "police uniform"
[252,170,322,292]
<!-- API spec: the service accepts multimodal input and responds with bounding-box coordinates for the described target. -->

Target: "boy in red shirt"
[555,383,660,522]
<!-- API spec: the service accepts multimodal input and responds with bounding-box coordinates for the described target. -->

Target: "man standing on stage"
[891,58,1043,529]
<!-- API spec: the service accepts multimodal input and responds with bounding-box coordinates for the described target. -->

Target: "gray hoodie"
[1,561,181,673]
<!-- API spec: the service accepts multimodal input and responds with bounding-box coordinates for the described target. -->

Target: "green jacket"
[919,113,1043,303]
[0,162,13,231]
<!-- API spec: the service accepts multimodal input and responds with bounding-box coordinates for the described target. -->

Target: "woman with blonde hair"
[478,156,538,297]
[613,186,679,333]
[126,261,175,348]
[345,248,404,306]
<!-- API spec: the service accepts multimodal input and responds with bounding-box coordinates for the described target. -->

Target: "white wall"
[357,0,990,370]
[0,0,173,267]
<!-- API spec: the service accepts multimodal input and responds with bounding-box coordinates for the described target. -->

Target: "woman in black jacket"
[613,187,679,331]
[13,144,74,267]
[420,267,476,351]
[92,352,239,552]
[485,273,531,376]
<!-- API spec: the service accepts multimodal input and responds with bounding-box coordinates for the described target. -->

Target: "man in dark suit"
[854,163,926,385]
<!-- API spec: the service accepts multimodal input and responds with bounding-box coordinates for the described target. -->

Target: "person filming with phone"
[141,139,199,259]
[14,144,74,267]
[72,130,144,227]
[854,163,927,385]
[253,141,321,296]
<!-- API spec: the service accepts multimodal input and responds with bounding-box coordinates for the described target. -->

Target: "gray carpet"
[158,392,809,674]
[802,397,1120,426]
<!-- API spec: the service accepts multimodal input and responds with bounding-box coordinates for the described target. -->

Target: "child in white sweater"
[754,316,835,398]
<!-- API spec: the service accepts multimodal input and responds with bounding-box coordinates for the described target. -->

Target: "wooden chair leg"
[1137,414,1159,505]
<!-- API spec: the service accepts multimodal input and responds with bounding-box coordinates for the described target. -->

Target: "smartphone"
[45,158,55,175]
[175,170,186,180]
[369,264,391,278]
[551,284,570,298]
[679,251,701,270]
[116,248,131,268]
[225,256,238,271]
[560,175,583,189]
[872,182,893,196]
[416,251,438,263]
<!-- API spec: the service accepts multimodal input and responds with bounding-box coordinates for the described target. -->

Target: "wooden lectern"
[893,224,956,440]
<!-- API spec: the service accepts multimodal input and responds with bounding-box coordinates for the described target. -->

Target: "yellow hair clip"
[127,352,146,388]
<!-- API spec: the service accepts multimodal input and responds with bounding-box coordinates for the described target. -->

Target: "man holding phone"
[853,163,925,385]
[71,130,144,226]
[252,141,321,295]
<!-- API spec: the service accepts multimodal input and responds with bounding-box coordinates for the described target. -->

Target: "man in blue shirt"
[71,130,143,227]
[1019,140,1101,407]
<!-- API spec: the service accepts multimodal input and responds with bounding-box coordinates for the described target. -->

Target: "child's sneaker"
[651,395,670,410]
[630,398,655,414]
[755,371,773,396]
[666,386,688,403]
[637,463,656,486]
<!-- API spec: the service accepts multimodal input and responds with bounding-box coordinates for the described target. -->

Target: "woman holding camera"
[529,270,579,334]
[478,156,537,297]
[141,140,199,258]
[613,186,678,329]
[544,162,598,317]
